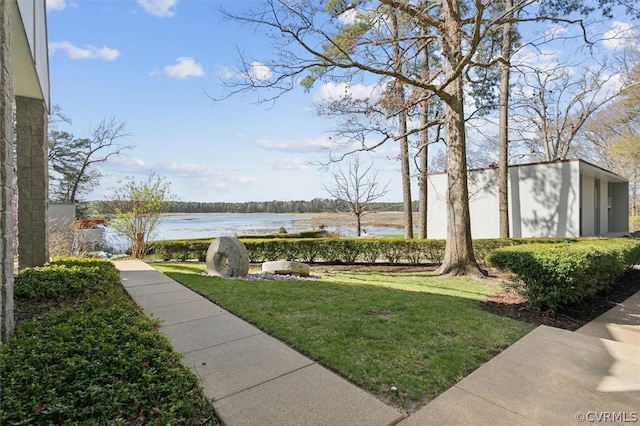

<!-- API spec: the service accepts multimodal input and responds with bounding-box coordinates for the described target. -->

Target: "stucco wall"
[427,161,583,239]
[581,174,595,236]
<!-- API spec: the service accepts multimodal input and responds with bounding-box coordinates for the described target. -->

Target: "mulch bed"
[481,268,640,331]
[309,263,640,331]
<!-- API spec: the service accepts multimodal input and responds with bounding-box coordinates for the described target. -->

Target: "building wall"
[0,0,15,344]
[16,95,49,268]
[1,0,49,344]
[428,161,591,239]
[581,174,595,236]
[512,161,580,238]
[12,0,49,105]
[579,162,630,236]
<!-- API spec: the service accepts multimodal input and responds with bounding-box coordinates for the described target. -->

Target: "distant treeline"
[87,199,416,215]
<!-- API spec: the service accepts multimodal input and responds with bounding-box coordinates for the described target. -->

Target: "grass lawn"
[153,263,535,410]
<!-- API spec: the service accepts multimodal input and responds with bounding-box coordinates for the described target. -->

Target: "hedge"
[150,236,577,265]
[486,238,640,309]
[14,257,121,301]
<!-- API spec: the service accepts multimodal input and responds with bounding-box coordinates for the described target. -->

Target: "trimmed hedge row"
[2,258,217,424]
[14,257,121,301]
[150,237,576,265]
[486,238,640,309]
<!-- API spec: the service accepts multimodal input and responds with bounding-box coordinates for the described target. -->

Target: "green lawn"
[153,263,535,409]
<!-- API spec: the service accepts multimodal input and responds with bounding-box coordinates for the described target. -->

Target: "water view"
[103,212,410,252]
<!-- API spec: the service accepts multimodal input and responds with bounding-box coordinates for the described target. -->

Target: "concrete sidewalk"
[115,260,405,425]
[398,281,640,425]
[115,260,640,425]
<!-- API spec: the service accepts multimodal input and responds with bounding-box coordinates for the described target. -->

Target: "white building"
[427,159,629,239]
[1,0,50,342]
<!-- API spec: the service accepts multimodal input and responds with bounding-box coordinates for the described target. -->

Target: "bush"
[15,258,120,301]
[152,236,579,266]
[151,240,212,261]
[486,238,640,309]
[2,259,217,424]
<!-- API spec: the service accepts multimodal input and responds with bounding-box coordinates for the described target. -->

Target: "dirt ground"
[481,267,640,330]
[312,263,640,331]
[296,211,411,231]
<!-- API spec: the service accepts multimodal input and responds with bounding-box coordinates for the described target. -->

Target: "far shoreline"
[159,211,413,230]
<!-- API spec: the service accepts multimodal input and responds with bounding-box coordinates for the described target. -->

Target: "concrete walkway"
[115,260,640,425]
[115,260,405,425]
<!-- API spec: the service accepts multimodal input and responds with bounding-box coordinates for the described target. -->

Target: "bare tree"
[216,0,636,276]
[582,65,640,217]
[49,113,133,203]
[510,60,628,162]
[324,156,391,236]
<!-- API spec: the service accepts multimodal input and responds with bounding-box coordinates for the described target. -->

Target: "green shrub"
[151,240,212,261]
[15,258,120,301]
[2,260,216,424]
[487,239,640,309]
[151,236,580,266]
[359,240,383,263]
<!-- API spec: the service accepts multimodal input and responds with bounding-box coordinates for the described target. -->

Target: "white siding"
[600,180,609,234]
[427,161,583,239]
[426,174,448,239]
[581,174,595,236]
[12,0,49,106]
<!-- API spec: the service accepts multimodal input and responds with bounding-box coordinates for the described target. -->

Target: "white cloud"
[234,175,260,184]
[137,0,178,18]
[262,157,311,171]
[49,41,120,61]
[158,57,205,79]
[603,21,638,50]
[103,157,150,174]
[511,44,562,72]
[47,0,66,11]
[249,61,272,81]
[253,137,333,153]
[314,82,381,103]
[216,63,272,83]
[92,157,265,201]
[216,66,236,81]
[338,9,358,25]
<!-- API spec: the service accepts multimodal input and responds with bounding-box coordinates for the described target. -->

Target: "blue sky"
[45,0,637,203]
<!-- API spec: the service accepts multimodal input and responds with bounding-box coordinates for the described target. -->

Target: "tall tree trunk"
[399,108,413,239]
[391,10,413,239]
[498,0,513,238]
[436,0,485,277]
[418,106,428,239]
[418,32,429,240]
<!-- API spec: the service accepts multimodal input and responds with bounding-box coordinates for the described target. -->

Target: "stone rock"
[262,260,310,277]
[206,237,249,277]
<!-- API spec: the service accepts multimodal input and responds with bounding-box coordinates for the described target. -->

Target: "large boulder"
[206,236,249,277]
[262,260,310,277]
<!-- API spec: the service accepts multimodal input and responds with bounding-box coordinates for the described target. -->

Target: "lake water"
[102,213,406,252]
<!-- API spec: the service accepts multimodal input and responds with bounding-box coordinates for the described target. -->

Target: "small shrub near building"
[487,238,640,309]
